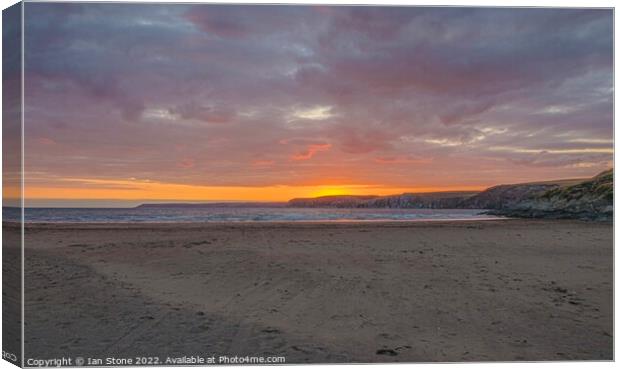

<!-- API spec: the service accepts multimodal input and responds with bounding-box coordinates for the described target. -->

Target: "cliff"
[286,170,613,221]
[288,192,477,209]
[136,170,613,221]
[364,192,477,209]
[459,183,564,210]
[489,169,613,221]
[287,195,380,208]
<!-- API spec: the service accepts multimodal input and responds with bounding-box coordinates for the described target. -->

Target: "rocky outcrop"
[287,169,613,221]
[288,192,477,209]
[364,192,476,209]
[489,169,613,221]
[459,183,561,210]
[287,195,380,208]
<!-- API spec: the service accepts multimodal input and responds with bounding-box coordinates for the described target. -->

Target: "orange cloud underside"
[15,178,485,202]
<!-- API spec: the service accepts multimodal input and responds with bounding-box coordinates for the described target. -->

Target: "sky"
[15,4,614,206]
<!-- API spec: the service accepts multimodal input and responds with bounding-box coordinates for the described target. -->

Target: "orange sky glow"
[13,178,486,205]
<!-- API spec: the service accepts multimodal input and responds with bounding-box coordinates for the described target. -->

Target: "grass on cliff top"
[540,169,613,202]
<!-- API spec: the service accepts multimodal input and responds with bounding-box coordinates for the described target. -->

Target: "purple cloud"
[22,4,613,191]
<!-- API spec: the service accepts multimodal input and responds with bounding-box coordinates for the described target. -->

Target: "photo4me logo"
[218,355,286,364]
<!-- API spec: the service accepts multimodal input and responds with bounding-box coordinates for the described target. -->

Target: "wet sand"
[14,219,613,362]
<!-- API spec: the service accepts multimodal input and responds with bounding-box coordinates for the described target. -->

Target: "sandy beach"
[16,219,612,363]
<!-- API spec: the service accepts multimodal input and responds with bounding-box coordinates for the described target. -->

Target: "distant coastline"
[4,169,612,222]
[134,169,612,221]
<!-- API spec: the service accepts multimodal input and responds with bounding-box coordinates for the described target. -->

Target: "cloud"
[289,105,334,121]
[169,102,235,123]
[291,143,332,161]
[36,137,56,145]
[177,158,195,168]
[374,155,431,164]
[252,159,275,166]
[439,101,495,125]
[184,5,306,39]
[22,4,613,192]
[337,128,395,154]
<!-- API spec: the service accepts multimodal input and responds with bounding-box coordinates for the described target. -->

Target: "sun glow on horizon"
[9,177,488,205]
[309,186,368,198]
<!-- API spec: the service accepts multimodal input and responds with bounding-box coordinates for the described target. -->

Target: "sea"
[3,207,501,223]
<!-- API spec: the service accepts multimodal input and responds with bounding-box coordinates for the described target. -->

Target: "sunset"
[15,4,613,206]
[22,178,486,205]
[3,2,614,366]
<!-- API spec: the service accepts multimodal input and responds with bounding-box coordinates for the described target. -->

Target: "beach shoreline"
[10,217,510,229]
[8,216,608,230]
[16,219,613,362]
